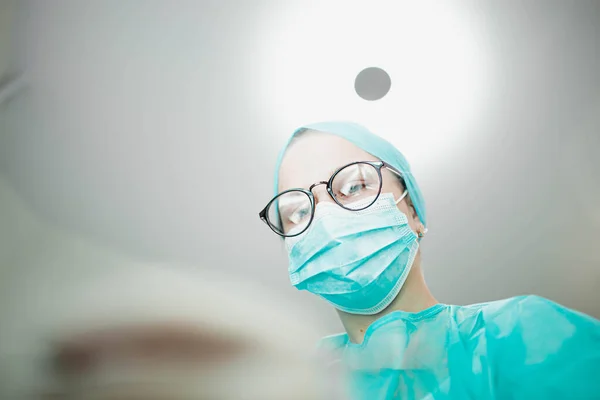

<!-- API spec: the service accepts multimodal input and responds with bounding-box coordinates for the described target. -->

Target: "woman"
[259,121,600,399]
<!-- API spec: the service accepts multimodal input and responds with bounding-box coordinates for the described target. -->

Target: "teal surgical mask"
[285,192,419,315]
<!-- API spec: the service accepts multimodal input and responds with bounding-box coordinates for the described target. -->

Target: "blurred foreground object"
[0,176,333,400]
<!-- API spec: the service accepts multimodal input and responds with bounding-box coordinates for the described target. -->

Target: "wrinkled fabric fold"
[318,296,600,400]
[288,205,409,268]
[286,193,419,314]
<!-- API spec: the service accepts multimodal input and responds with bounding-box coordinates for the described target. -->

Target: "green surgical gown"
[318,295,600,399]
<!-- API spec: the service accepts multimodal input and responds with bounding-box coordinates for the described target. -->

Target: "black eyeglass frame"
[259,160,405,237]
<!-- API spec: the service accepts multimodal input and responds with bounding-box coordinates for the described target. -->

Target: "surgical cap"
[273,121,427,227]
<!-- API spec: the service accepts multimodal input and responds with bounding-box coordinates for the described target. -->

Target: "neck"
[336,252,438,344]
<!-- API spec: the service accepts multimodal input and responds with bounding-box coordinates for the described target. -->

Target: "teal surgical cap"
[273,121,427,227]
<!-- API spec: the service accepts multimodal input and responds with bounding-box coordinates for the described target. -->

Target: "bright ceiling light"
[256,1,490,165]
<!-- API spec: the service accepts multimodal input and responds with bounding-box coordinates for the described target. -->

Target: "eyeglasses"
[259,161,404,237]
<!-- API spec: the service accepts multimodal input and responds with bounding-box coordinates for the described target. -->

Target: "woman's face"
[278,130,422,234]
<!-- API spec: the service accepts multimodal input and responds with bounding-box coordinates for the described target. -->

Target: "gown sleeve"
[489,295,600,399]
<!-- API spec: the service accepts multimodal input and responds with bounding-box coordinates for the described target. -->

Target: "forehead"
[278,131,379,192]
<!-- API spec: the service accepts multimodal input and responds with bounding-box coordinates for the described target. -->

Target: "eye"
[288,205,311,225]
[339,180,368,197]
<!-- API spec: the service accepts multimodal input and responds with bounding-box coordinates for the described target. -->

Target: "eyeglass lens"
[266,162,381,236]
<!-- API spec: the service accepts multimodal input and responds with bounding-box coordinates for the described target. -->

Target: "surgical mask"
[285,192,419,315]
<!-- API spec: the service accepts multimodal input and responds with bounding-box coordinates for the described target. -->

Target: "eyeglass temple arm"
[381,162,408,190]
[382,162,403,178]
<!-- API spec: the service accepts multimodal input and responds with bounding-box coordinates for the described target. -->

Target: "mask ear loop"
[394,190,409,204]
[394,190,428,239]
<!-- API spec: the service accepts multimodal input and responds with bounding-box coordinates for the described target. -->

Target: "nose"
[308,181,334,205]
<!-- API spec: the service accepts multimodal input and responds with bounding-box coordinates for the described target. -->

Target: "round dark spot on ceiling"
[354,67,391,101]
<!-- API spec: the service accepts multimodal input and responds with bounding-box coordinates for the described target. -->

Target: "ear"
[404,193,421,225]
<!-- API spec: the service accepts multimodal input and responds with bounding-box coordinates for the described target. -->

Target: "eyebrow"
[325,161,374,181]
[277,195,306,209]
